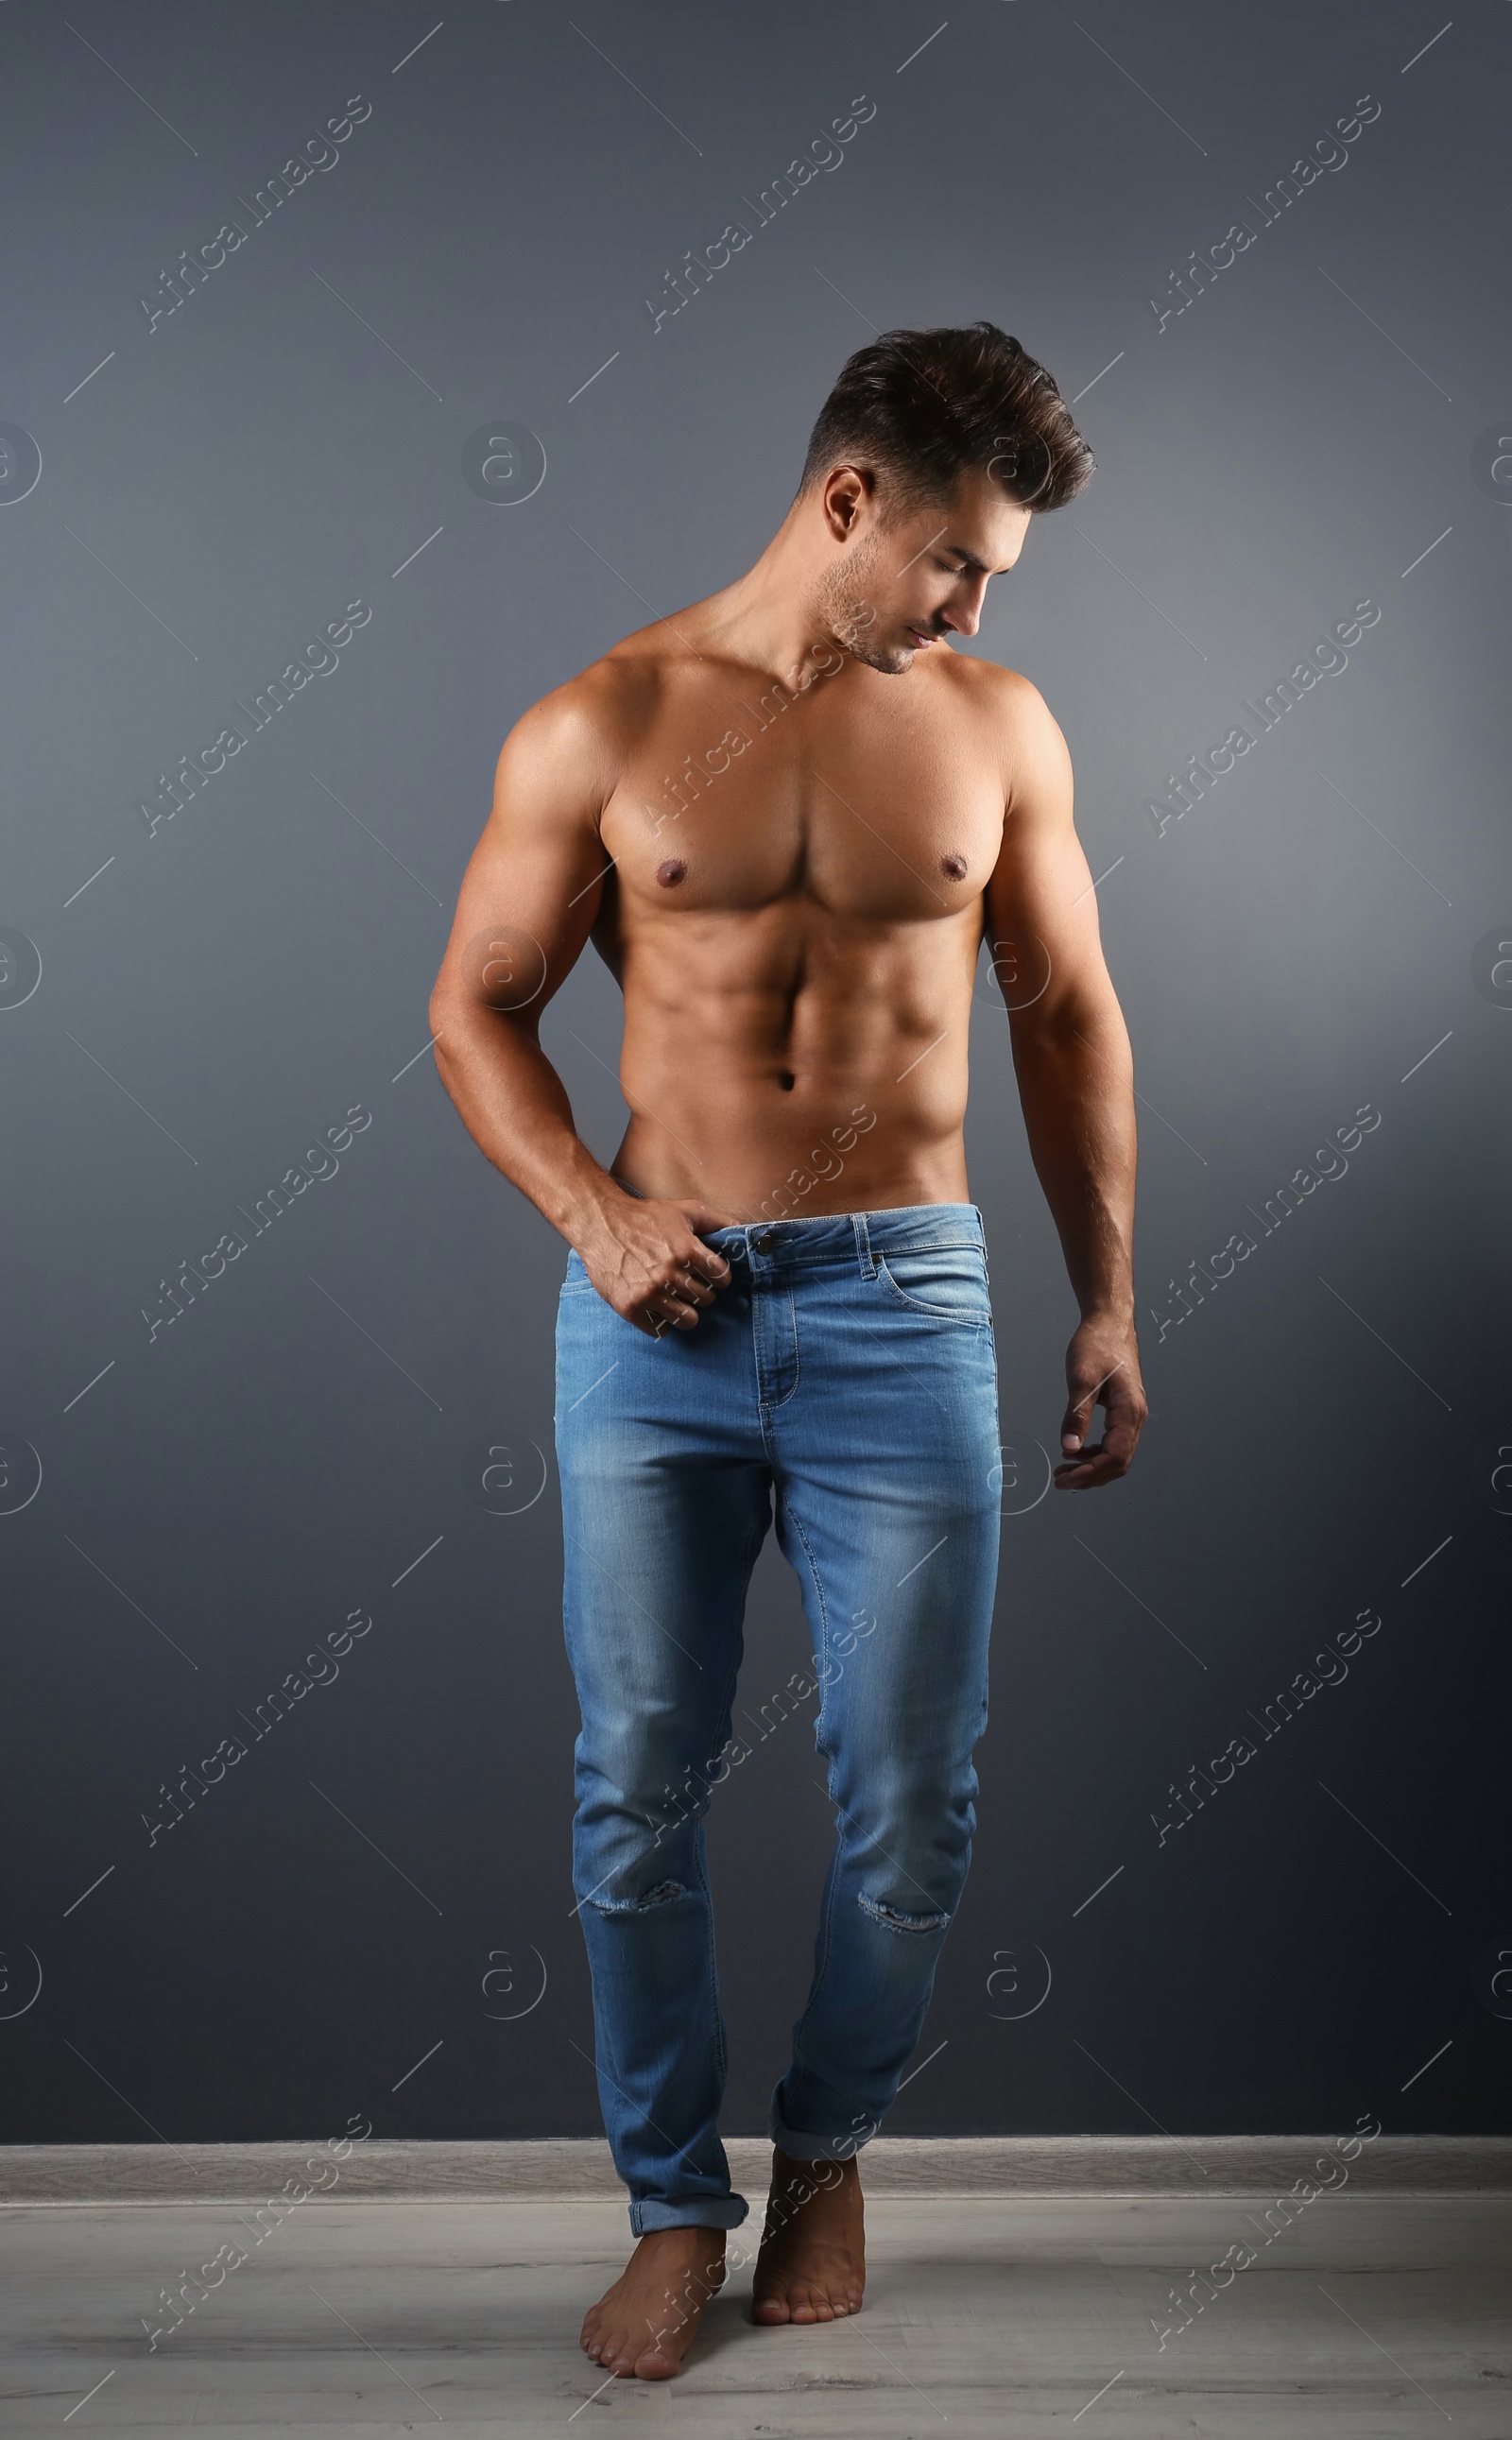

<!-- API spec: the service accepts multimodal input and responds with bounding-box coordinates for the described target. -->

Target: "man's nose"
[941,580,988,639]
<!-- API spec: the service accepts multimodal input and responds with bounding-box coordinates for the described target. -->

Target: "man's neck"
[685,506,837,682]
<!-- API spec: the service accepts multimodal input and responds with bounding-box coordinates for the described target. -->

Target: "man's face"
[816,464,1035,675]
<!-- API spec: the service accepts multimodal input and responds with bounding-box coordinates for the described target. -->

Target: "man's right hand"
[577,1196,739,1338]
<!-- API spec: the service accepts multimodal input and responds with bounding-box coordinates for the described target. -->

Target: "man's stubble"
[812,526,916,677]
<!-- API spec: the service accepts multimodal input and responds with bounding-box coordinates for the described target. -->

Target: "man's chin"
[846,639,918,677]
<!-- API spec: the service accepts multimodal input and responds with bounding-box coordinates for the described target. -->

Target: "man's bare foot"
[751,2146,866,2324]
[580,2225,727,2380]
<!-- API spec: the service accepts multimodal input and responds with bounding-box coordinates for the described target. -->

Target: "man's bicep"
[436,696,614,1022]
[984,686,1112,1024]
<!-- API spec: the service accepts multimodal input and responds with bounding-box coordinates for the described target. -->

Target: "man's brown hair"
[799,319,1093,518]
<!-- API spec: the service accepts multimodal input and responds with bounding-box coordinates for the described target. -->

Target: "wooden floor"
[5,2188,1508,2433]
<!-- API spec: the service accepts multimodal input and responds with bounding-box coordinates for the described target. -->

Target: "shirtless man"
[430,320,1146,2381]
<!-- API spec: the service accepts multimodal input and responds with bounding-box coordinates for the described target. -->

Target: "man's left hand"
[1055,1315,1146,1489]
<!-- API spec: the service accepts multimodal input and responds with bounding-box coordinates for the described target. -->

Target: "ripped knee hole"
[858,1892,950,1934]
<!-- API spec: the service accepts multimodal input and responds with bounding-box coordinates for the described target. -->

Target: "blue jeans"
[554,1203,1002,2233]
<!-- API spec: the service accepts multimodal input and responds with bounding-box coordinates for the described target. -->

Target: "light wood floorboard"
[3,2191,1507,2434]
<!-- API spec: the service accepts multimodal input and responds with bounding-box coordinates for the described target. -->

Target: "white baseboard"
[3,2135,1508,2204]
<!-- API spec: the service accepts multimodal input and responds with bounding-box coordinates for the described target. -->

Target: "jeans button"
[755,1233,776,1252]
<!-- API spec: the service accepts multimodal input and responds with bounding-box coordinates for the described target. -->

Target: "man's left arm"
[981,672,1147,1488]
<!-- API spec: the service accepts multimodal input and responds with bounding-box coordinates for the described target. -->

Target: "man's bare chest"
[600,664,1006,925]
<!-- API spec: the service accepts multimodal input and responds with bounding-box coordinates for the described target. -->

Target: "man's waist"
[697,1202,986,1269]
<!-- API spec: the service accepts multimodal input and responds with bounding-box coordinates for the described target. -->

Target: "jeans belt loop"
[851,1211,876,1280]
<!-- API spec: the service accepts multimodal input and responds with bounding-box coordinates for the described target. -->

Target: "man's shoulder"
[512,618,687,764]
[939,651,1067,766]
[942,649,1054,721]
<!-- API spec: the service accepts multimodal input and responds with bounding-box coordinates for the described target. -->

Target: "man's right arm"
[428,679,731,1336]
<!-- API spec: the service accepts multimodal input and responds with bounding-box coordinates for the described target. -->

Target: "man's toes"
[599,2317,650,2374]
[786,2281,833,2324]
[630,2341,679,2380]
[753,2270,864,2328]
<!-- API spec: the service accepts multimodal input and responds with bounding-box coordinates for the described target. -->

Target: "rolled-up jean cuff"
[629,2196,749,2235]
[769,2118,874,2165]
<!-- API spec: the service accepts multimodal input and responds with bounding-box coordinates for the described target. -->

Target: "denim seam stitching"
[781,1491,833,1660]
[784,1812,845,2115]
[700,1529,761,2095]
[773,1239,982,1271]
[772,1488,844,2093]
[686,1494,765,2108]
[742,1202,982,1230]
[757,1282,801,1411]
[692,1820,728,2097]
[690,1506,765,2186]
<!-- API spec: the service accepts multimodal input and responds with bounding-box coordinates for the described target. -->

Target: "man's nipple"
[656,859,686,887]
[941,852,968,881]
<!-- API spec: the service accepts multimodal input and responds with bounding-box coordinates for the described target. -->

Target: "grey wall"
[3,0,1508,2147]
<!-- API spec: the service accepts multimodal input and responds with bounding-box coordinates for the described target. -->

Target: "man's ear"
[821,464,870,541]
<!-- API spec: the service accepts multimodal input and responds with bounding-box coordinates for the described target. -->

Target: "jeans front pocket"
[876,1245,991,1326]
